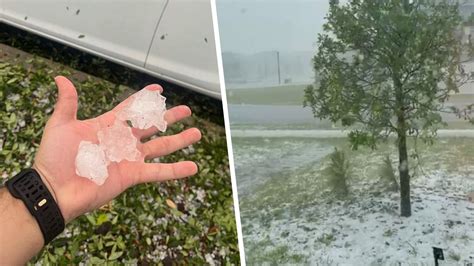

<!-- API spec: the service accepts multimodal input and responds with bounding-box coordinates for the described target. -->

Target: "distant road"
[231,129,474,138]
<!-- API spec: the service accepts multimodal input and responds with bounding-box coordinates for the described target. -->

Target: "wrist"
[0,188,42,232]
[0,188,44,263]
[32,164,72,223]
[5,169,65,244]
[32,164,59,203]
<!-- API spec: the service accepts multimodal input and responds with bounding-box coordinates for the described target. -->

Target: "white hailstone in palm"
[117,88,167,131]
[75,87,168,185]
[98,119,141,162]
[75,141,109,185]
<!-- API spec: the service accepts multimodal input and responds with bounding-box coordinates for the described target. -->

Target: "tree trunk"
[394,73,411,217]
[397,119,411,217]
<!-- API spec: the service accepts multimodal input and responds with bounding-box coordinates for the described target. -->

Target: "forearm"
[0,187,44,265]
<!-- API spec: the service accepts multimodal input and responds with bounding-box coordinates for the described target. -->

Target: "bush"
[325,148,351,198]
[0,56,239,264]
[245,240,307,265]
[379,155,399,192]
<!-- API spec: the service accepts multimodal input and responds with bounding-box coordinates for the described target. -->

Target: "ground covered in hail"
[234,137,474,265]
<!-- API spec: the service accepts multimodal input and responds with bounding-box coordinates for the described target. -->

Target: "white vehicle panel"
[2,0,167,66]
[1,1,221,98]
[145,0,220,97]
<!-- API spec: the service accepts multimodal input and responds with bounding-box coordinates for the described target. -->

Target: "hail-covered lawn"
[234,136,474,265]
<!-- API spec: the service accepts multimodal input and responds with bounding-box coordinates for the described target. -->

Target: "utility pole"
[276,51,281,85]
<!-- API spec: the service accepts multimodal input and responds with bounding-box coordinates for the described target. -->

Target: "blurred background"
[219,0,474,130]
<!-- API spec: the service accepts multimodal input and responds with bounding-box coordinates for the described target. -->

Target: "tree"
[304,0,472,217]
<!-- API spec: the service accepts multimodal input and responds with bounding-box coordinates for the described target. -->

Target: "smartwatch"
[5,169,65,244]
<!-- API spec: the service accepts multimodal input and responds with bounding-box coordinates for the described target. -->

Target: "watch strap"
[6,169,65,244]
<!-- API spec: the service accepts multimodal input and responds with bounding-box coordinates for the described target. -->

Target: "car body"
[0,0,221,98]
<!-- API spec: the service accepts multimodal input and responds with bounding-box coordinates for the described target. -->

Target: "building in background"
[222,51,314,88]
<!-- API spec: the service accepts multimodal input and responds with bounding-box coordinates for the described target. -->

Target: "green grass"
[227,83,473,108]
[237,136,473,263]
[244,239,307,265]
[237,136,474,217]
[0,45,238,264]
[227,84,307,105]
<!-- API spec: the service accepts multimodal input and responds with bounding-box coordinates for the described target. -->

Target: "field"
[0,25,238,265]
[233,136,474,265]
[227,83,474,108]
[227,84,307,105]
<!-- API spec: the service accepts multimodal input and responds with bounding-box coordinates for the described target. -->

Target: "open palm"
[33,76,201,223]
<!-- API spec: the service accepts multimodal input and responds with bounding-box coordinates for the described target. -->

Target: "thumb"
[51,76,78,122]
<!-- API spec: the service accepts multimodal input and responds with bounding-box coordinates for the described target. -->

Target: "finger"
[134,161,198,184]
[143,128,201,158]
[51,76,78,122]
[113,84,163,111]
[143,84,163,93]
[164,105,192,125]
[133,105,192,139]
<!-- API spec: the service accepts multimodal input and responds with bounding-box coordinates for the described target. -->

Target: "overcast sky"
[217,0,330,54]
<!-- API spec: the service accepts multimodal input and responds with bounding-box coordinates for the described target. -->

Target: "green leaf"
[116,236,125,250]
[85,214,95,225]
[108,251,123,261]
[89,256,105,264]
[48,252,57,263]
[97,237,103,251]
[96,213,108,226]
[9,113,16,124]
[7,77,18,84]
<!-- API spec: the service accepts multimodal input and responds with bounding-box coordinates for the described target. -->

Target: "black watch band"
[6,169,65,244]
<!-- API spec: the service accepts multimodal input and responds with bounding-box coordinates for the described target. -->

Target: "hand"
[33,76,201,223]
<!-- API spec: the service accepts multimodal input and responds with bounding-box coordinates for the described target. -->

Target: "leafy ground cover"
[0,31,238,264]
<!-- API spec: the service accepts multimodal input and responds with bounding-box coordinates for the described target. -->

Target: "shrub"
[325,148,351,198]
[379,155,399,192]
[316,233,336,246]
